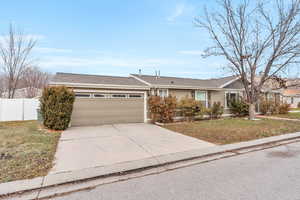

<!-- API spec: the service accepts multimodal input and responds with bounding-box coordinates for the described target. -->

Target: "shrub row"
[228,98,291,117]
[260,100,290,115]
[148,96,224,123]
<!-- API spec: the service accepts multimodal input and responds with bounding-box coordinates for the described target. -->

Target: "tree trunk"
[249,103,256,120]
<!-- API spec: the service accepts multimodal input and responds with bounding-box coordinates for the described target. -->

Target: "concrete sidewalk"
[51,123,215,174]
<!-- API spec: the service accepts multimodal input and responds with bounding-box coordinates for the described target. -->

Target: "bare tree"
[195,0,300,119]
[22,66,50,98]
[0,73,6,98]
[0,24,37,98]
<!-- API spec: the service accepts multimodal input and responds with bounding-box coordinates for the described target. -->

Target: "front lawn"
[0,121,61,183]
[163,118,300,145]
[291,108,300,111]
[273,112,300,119]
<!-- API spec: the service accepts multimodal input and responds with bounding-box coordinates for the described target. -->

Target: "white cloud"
[167,3,185,22]
[178,50,204,56]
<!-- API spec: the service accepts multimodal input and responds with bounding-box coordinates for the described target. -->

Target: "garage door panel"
[71,117,143,126]
[72,111,143,120]
[71,97,144,126]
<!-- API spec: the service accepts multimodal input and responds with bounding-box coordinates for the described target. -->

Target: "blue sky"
[0,0,229,78]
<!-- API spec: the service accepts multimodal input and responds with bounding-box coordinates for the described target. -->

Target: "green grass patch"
[273,112,300,119]
[163,118,300,145]
[0,121,61,183]
[291,108,300,111]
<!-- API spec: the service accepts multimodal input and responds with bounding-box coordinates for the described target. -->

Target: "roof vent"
[138,69,142,76]
[171,81,174,84]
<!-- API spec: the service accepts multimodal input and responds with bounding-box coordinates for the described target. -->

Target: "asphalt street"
[53,141,300,200]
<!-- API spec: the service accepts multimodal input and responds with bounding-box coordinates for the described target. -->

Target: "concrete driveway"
[50,123,215,174]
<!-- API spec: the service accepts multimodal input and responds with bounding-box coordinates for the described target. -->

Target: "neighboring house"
[50,72,244,126]
[281,89,300,108]
[256,77,300,108]
[280,79,300,108]
[1,87,42,99]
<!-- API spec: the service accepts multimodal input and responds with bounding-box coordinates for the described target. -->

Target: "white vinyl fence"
[0,98,40,122]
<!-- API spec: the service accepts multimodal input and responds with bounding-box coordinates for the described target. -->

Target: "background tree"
[195,0,300,119]
[0,73,6,98]
[22,66,51,98]
[0,24,37,98]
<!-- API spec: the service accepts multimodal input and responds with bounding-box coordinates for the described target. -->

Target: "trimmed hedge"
[177,97,205,121]
[229,99,249,117]
[206,102,224,119]
[40,86,75,130]
[278,103,290,114]
[148,95,177,123]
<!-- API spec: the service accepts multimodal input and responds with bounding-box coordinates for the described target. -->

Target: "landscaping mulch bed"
[0,121,61,183]
[163,118,300,145]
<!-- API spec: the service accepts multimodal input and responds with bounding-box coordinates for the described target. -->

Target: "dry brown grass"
[0,121,61,183]
[163,118,300,145]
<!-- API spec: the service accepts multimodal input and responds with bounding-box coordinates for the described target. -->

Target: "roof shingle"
[131,74,238,88]
[51,72,148,86]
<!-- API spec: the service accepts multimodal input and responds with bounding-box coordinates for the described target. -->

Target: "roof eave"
[150,84,244,91]
[49,82,150,90]
[219,76,241,88]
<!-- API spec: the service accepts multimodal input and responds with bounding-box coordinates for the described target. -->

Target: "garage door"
[71,92,145,126]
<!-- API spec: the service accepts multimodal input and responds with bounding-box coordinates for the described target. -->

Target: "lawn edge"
[1,131,300,199]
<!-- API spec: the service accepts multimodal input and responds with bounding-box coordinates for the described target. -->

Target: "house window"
[195,91,207,107]
[266,93,274,100]
[157,89,168,98]
[93,93,106,98]
[129,94,143,98]
[75,93,91,98]
[111,94,127,98]
[226,92,239,108]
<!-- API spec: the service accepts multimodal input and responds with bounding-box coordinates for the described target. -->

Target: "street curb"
[1,131,300,199]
